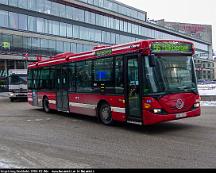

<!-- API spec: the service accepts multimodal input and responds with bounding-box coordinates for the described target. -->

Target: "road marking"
[35,119,43,121]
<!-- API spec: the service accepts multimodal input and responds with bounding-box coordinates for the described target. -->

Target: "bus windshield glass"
[9,74,27,85]
[144,55,197,95]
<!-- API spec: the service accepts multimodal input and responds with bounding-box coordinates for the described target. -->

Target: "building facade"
[155,19,214,80]
[0,0,213,91]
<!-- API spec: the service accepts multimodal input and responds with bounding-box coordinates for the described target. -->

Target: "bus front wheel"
[99,103,113,125]
[43,97,50,113]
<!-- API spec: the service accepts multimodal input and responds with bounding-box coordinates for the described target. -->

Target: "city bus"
[27,40,201,125]
[8,69,28,102]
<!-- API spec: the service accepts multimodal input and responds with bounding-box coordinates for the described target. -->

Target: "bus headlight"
[194,102,200,108]
[9,93,14,97]
[153,109,162,114]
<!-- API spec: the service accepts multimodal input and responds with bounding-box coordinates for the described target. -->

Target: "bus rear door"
[56,65,69,112]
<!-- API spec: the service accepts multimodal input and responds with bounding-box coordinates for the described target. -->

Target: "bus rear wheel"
[99,103,113,125]
[43,97,50,113]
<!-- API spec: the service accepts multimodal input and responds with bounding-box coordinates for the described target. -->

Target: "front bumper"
[143,108,201,125]
[9,92,27,98]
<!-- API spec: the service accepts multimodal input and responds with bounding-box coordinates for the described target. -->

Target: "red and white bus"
[27,40,201,125]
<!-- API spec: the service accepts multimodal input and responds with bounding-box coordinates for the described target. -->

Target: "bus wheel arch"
[97,100,113,125]
[42,96,50,113]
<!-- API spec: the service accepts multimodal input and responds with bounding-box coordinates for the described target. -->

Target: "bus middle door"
[56,65,69,112]
[125,54,143,125]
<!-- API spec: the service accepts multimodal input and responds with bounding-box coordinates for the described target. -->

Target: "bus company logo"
[176,99,184,110]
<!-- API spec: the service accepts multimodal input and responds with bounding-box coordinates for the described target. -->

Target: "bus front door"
[56,66,69,112]
[125,55,142,124]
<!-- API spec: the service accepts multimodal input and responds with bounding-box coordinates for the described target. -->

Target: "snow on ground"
[200,101,216,107]
[198,84,216,95]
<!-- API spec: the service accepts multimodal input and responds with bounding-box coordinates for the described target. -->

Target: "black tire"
[99,103,113,125]
[10,98,14,102]
[43,97,50,113]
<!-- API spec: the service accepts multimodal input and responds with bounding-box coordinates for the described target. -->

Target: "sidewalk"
[0,92,9,98]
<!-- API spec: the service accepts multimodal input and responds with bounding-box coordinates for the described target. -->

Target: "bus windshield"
[9,74,27,85]
[144,55,197,95]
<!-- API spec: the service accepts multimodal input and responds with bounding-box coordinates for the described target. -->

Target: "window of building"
[73,25,80,38]
[63,42,71,52]
[12,35,23,52]
[73,8,84,22]
[66,6,73,19]
[48,40,56,54]
[53,21,60,36]
[77,44,83,53]
[60,23,67,37]
[0,10,8,28]
[56,41,64,53]
[51,2,60,16]
[28,0,37,11]
[31,37,40,54]
[7,60,15,70]
[28,16,37,32]
[66,24,73,38]
[23,37,31,53]
[40,39,49,55]
[18,14,28,30]
[44,0,51,14]
[0,0,8,5]
[71,42,77,53]
[9,12,18,29]
[16,60,26,69]
[18,0,28,9]
[9,0,17,6]
[59,3,66,18]
[36,18,45,33]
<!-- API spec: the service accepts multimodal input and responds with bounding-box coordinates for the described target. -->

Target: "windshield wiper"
[177,86,198,94]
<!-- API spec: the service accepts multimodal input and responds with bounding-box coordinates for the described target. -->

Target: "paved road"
[0,97,216,168]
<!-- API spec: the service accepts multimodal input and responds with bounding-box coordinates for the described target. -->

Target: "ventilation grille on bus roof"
[50,52,74,59]
[93,45,111,50]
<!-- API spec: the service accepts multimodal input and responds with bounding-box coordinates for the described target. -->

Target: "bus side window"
[76,60,93,93]
[115,56,124,94]
[68,63,76,92]
[93,57,114,93]
[27,69,33,89]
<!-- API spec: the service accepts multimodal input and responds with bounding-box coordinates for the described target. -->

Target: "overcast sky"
[117,0,216,52]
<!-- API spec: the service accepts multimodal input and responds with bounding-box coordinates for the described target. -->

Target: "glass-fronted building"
[0,0,213,91]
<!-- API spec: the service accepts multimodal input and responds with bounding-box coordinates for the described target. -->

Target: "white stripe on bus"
[49,100,56,104]
[69,102,97,109]
[69,102,125,113]
[111,107,126,113]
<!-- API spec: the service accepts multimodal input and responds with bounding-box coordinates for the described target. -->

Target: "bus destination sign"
[95,48,112,57]
[151,42,193,54]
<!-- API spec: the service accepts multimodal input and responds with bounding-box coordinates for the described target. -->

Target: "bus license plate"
[176,113,187,119]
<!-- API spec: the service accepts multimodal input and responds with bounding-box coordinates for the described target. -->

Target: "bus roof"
[28,40,194,69]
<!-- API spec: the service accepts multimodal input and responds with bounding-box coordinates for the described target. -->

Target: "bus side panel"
[68,93,126,122]
[37,91,57,110]
[28,91,33,105]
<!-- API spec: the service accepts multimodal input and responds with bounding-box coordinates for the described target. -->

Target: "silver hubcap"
[102,107,110,120]
[101,105,112,124]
